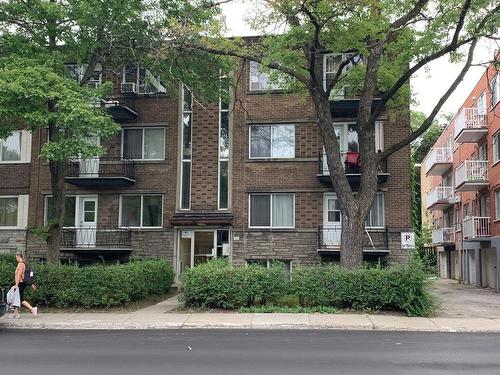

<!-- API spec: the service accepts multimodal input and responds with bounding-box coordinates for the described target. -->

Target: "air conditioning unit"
[121,82,137,94]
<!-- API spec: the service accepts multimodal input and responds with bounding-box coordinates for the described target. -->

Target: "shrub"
[1,258,174,308]
[180,259,436,316]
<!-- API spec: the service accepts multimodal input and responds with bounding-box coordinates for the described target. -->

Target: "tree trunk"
[340,212,364,268]
[46,159,66,264]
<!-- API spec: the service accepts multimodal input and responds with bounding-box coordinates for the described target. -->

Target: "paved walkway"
[2,279,500,332]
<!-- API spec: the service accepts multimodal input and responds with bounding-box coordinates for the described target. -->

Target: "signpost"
[401,232,415,250]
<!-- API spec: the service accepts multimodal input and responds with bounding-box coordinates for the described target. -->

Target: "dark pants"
[18,282,27,303]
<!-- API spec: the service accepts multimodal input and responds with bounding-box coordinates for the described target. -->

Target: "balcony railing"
[463,217,491,240]
[431,227,454,245]
[454,107,487,143]
[319,151,388,175]
[426,186,455,210]
[454,160,488,191]
[66,157,136,187]
[317,226,389,250]
[61,226,132,249]
[425,147,452,175]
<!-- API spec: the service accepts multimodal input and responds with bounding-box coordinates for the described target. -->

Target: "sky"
[221,1,498,122]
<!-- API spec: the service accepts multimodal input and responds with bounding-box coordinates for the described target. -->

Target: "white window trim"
[495,190,500,220]
[248,61,283,92]
[248,193,295,229]
[0,130,31,164]
[0,195,28,230]
[121,127,166,161]
[323,53,362,98]
[218,96,230,210]
[44,195,99,228]
[493,132,500,164]
[119,194,164,229]
[135,64,166,95]
[248,124,296,160]
[331,122,384,153]
[491,73,499,108]
[365,192,385,229]
[179,84,192,210]
[66,63,102,87]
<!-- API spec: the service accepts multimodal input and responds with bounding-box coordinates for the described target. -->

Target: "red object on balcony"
[345,151,360,168]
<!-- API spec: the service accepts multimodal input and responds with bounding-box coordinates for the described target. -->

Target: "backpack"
[22,262,35,286]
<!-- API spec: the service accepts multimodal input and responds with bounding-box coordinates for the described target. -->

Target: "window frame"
[218,95,230,210]
[0,196,19,229]
[245,259,292,272]
[493,131,500,165]
[0,131,23,163]
[249,124,295,160]
[365,192,385,229]
[248,61,284,92]
[119,194,163,229]
[44,195,78,228]
[180,84,193,210]
[121,127,166,161]
[248,193,295,229]
[490,73,499,109]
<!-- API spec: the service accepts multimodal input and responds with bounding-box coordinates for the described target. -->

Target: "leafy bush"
[1,259,174,308]
[239,305,338,314]
[181,259,436,316]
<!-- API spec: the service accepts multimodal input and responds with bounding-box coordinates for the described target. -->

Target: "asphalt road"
[1,329,500,375]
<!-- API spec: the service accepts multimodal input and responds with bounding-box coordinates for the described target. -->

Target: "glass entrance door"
[323,193,341,246]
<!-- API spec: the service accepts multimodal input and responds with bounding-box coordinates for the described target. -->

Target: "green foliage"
[411,112,444,164]
[239,305,338,314]
[0,259,174,308]
[181,259,436,316]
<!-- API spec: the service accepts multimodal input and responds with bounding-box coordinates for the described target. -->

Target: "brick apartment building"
[421,56,500,291]
[0,55,413,275]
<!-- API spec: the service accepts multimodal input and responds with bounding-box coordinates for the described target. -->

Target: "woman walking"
[10,252,37,319]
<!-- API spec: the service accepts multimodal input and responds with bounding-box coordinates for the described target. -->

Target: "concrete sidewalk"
[3,310,500,332]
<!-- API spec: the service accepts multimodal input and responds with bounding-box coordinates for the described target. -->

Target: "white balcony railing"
[463,217,491,239]
[425,147,452,174]
[454,107,487,139]
[432,227,455,245]
[455,160,488,188]
[426,186,453,209]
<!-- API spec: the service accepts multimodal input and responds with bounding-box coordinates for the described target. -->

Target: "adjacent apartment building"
[0,54,412,275]
[421,56,500,291]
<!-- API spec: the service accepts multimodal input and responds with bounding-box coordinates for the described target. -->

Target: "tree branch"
[379,37,479,159]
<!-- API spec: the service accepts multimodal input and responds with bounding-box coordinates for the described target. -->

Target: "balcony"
[65,157,135,188]
[431,227,455,245]
[318,151,389,188]
[463,217,491,240]
[454,160,488,192]
[426,186,458,211]
[425,147,452,176]
[454,107,487,143]
[317,226,390,255]
[60,226,132,252]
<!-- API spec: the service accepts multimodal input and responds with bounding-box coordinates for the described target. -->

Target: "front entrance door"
[323,193,341,246]
[177,229,231,275]
[77,196,98,247]
[79,136,100,177]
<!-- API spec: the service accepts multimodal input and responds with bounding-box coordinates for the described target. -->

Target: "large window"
[249,61,283,91]
[219,93,230,209]
[491,74,499,108]
[120,195,162,228]
[66,64,102,89]
[0,131,22,162]
[493,132,500,164]
[0,197,18,227]
[250,125,295,159]
[477,92,486,115]
[45,196,77,227]
[123,128,165,160]
[323,53,363,98]
[495,190,500,220]
[249,193,294,228]
[180,85,192,209]
[365,193,385,228]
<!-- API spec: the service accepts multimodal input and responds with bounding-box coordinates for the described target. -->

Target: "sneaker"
[31,307,38,317]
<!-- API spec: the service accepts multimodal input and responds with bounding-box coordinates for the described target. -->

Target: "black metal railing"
[67,157,135,179]
[318,152,388,175]
[318,225,389,249]
[61,227,132,249]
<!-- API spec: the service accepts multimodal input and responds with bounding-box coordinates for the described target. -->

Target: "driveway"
[433,278,500,318]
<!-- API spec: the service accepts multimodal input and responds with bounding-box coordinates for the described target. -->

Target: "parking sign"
[401,232,415,249]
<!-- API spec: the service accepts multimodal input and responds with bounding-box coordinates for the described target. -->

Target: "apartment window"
[250,125,295,159]
[45,196,77,227]
[180,85,192,209]
[120,195,162,227]
[0,131,21,162]
[248,61,283,91]
[365,193,385,228]
[245,259,292,272]
[455,207,462,231]
[477,92,486,115]
[66,64,102,88]
[323,53,363,98]
[219,93,230,209]
[495,190,500,220]
[249,193,294,228]
[123,128,165,160]
[0,197,18,227]
[137,66,166,94]
[491,74,499,108]
[493,132,500,164]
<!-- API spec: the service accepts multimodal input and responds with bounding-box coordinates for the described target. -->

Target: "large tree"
[171,0,499,268]
[0,0,224,263]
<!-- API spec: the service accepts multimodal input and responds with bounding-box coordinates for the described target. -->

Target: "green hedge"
[180,259,435,316]
[0,258,174,308]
